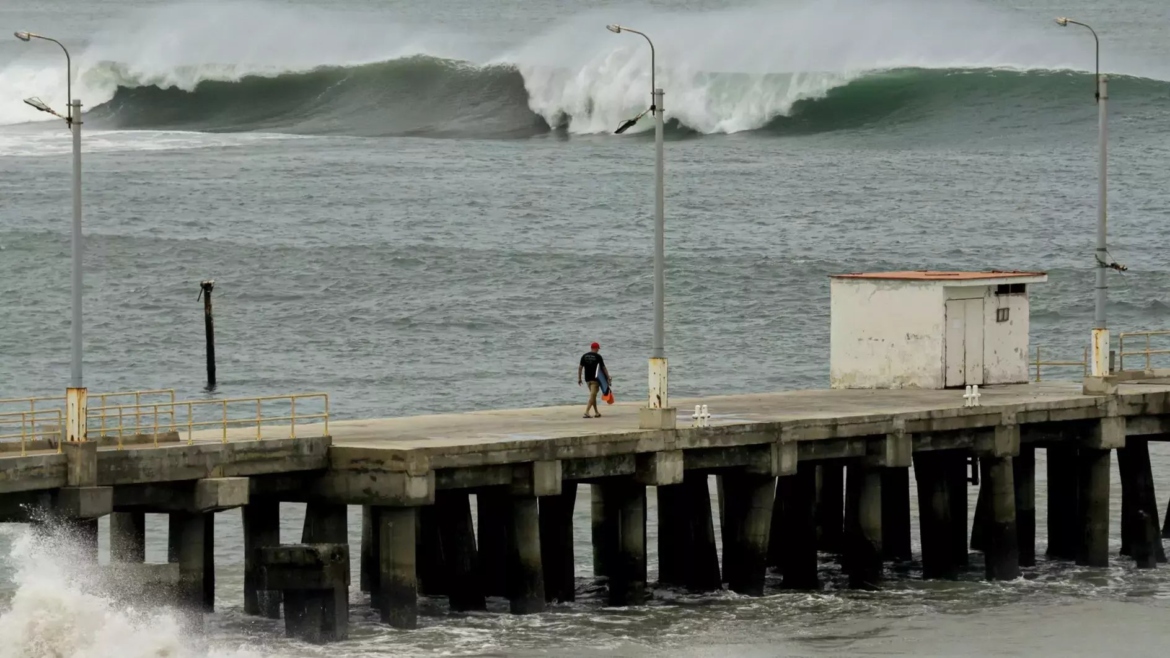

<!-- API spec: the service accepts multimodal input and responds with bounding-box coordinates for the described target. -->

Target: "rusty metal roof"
[830,270,1047,281]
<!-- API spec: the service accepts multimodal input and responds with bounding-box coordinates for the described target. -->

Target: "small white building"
[830,270,1048,389]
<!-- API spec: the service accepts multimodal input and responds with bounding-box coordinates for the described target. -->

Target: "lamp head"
[14,31,32,41]
[606,24,622,34]
[1055,17,1069,26]
[23,97,53,114]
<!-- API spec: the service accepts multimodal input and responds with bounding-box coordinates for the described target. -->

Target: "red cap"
[591,342,600,350]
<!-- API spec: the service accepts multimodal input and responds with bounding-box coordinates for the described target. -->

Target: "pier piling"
[244,500,282,618]
[110,511,145,563]
[947,453,970,569]
[1076,448,1111,567]
[417,505,448,596]
[1119,439,1165,565]
[302,502,349,624]
[656,483,687,586]
[168,512,210,611]
[682,474,722,592]
[507,494,546,614]
[914,452,957,579]
[1014,446,1036,567]
[539,482,577,603]
[845,463,882,589]
[437,490,486,611]
[378,506,418,629]
[361,506,376,595]
[600,479,646,606]
[881,467,912,563]
[723,473,775,596]
[778,462,819,590]
[983,456,1020,580]
[1046,446,1080,560]
[478,488,511,597]
[589,485,616,581]
[817,462,845,553]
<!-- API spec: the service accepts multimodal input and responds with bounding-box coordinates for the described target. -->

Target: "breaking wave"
[2,0,1168,138]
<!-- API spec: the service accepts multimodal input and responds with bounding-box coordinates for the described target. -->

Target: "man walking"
[578,342,611,418]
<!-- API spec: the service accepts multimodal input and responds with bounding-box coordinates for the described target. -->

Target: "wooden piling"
[1013,446,1036,567]
[437,490,486,611]
[817,462,845,554]
[724,473,775,596]
[110,511,145,563]
[477,488,510,597]
[914,452,957,580]
[507,495,546,614]
[378,506,418,629]
[779,462,819,590]
[198,280,216,390]
[1076,448,1111,568]
[881,467,912,562]
[682,474,722,592]
[845,463,882,589]
[1046,446,1080,560]
[983,456,1020,581]
[244,499,282,618]
[539,481,577,603]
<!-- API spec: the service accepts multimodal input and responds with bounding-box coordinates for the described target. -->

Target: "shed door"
[945,298,985,387]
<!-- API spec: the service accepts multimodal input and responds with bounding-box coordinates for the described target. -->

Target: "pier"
[4,380,1170,638]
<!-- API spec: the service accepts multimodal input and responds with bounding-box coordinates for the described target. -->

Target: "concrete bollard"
[259,544,350,643]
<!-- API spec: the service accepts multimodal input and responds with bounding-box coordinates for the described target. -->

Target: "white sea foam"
[0,525,264,658]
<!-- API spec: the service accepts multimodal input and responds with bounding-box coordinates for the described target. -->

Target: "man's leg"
[588,382,600,417]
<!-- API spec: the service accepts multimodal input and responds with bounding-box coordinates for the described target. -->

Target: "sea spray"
[0,525,263,658]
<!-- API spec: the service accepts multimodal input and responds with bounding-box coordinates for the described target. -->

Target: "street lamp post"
[607,23,674,429]
[15,30,87,440]
[1055,18,1122,379]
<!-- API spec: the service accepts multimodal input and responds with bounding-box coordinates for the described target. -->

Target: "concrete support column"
[881,467,912,563]
[598,479,646,606]
[1046,446,1080,560]
[845,462,882,589]
[778,462,819,590]
[244,500,282,618]
[168,512,209,611]
[682,474,722,592]
[767,478,786,571]
[539,482,577,603]
[1118,439,1165,565]
[970,458,991,553]
[914,452,957,580]
[1076,448,1111,568]
[1013,446,1036,567]
[656,483,687,586]
[947,453,970,569]
[983,456,1020,581]
[110,511,145,563]
[507,494,546,614]
[437,490,487,611]
[378,506,418,629]
[590,484,616,581]
[361,506,377,596]
[816,462,845,554]
[477,488,510,598]
[723,472,775,596]
[416,505,448,596]
[302,501,349,626]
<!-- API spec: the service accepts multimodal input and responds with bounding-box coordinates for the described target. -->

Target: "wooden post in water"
[198,280,217,390]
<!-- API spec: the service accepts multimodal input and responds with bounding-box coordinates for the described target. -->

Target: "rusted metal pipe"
[198,280,217,390]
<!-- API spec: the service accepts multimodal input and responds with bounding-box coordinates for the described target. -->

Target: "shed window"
[996,307,1010,323]
[996,284,1026,295]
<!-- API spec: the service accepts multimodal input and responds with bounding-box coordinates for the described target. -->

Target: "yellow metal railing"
[0,389,177,434]
[1118,330,1170,372]
[88,393,329,448]
[1032,346,1089,382]
[0,409,64,456]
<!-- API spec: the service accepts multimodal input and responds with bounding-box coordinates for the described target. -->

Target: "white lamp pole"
[607,23,675,429]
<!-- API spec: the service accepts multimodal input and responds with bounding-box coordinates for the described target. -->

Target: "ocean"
[1,0,1169,655]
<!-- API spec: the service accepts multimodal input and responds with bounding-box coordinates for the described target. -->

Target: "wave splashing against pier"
[0,526,258,658]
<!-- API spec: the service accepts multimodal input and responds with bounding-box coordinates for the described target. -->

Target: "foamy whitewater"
[1,0,1167,136]
[0,526,260,658]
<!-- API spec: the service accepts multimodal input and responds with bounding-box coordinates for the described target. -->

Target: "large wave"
[2,0,1168,138]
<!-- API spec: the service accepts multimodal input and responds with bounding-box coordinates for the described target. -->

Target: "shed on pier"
[829,270,1048,389]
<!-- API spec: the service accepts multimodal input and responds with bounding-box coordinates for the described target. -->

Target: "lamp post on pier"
[15,30,87,439]
[1054,18,1124,379]
[606,23,675,429]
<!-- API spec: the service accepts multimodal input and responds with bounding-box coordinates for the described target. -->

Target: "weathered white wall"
[830,279,945,389]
